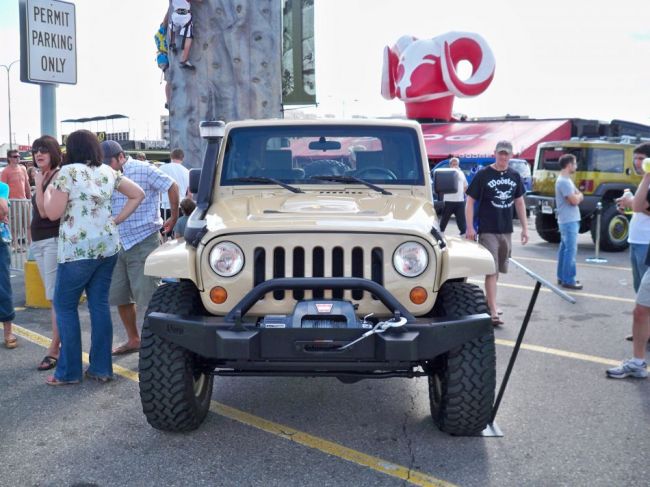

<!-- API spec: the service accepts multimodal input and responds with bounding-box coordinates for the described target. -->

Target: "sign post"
[19,0,77,138]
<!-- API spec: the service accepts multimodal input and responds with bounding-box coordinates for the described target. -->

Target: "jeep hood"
[205,193,437,235]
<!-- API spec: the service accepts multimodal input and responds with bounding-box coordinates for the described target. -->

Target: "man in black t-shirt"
[465,140,528,326]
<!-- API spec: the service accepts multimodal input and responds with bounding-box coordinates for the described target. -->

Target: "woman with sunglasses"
[43,130,144,385]
[31,136,63,370]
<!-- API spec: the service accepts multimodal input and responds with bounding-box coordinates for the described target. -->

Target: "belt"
[175,8,190,15]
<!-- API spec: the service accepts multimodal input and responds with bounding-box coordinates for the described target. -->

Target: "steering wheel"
[354,167,397,180]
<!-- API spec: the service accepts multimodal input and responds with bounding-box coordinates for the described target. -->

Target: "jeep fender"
[438,237,496,285]
[145,239,199,288]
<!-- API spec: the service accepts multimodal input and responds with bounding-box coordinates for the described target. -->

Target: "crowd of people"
[1,130,191,385]
[2,137,648,382]
[441,140,649,379]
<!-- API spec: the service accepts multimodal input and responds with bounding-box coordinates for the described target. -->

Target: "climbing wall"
[168,0,282,167]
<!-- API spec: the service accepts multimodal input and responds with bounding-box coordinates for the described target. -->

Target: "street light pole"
[1,59,20,150]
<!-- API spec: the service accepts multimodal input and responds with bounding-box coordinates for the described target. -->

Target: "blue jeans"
[0,241,15,323]
[630,243,649,293]
[53,254,118,382]
[557,221,579,285]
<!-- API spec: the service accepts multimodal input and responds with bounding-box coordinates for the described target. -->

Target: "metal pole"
[40,84,57,138]
[491,281,542,423]
[1,60,19,150]
[586,201,607,263]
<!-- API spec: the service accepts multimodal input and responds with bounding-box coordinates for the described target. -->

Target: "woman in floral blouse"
[43,130,144,385]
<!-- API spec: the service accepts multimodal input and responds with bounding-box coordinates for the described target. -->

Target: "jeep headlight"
[209,242,244,277]
[393,242,428,277]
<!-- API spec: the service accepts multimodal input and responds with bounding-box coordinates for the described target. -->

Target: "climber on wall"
[164,0,202,70]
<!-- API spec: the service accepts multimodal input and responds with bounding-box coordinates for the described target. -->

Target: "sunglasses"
[8,155,19,159]
[31,147,50,155]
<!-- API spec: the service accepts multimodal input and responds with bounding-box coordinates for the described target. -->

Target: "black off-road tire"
[535,213,561,243]
[138,281,213,432]
[427,282,496,435]
[591,204,629,252]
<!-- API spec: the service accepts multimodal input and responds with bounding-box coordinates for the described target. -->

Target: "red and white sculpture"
[381,32,496,121]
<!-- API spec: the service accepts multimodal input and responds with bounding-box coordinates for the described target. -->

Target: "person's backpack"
[154,25,169,71]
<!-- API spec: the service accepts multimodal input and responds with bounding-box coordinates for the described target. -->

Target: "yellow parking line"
[468,279,635,304]
[212,402,454,487]
[12,324,453,487]
[13,324,139,380]
[511,255,631,272]
[495,339,620,366]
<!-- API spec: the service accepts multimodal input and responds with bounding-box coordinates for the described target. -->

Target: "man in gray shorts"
[101,141,179,355]
[607,169,650,379]
[465,140,528,326]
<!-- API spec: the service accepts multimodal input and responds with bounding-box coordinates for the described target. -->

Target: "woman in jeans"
[43,130,144,385]
[1,182,16,349]
[31,135,63,370]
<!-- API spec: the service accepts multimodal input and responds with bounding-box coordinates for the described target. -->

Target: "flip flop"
[491,316,504,327]
[112,343,139,355]
[84,370,114,383]
[37,355,58,371]
[46,375,80,386]
[4,334,17,349]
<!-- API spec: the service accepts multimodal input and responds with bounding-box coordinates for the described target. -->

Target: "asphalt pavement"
[1,220,649,487]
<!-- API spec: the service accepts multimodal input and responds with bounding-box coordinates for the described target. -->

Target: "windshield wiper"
[310,175,392,195]
[232,177,304,194]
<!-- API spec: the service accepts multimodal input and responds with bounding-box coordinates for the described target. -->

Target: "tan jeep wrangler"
[139,119,496,435]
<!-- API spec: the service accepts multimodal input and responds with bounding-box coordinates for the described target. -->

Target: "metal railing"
[7,198,32,271]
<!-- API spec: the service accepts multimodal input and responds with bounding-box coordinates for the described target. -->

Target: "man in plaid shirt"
[101,141,180,355]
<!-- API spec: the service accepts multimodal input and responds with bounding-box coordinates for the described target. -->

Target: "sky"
[0,0,649,147]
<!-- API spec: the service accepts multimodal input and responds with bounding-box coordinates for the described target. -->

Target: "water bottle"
[621,188,633,215]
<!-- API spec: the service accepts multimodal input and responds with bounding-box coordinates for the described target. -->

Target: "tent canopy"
[421,119,572,162]
[61,114,129,123]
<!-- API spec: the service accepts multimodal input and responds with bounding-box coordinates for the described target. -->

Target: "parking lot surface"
[1,220,648,486]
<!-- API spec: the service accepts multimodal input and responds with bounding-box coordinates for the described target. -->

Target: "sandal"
[4,334,17,349]
[491,316,504,327]
[84,370,114,383]
[46,375,80,386]
[37,355,58,371]
[111,343,140,355]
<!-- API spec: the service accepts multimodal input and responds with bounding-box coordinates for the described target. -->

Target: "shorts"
[109,232,162,307]
[479,233,512,275]
[635,269,650,307]
[31,237,58,300]
[170,13,193,39]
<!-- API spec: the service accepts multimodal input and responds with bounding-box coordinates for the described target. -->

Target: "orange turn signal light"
[409,287,428,305]
[210,286,228,304]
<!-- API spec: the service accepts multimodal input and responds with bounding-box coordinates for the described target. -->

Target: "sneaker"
[561,281,583,290]
[606,359,648,379]
[179,60,195,70]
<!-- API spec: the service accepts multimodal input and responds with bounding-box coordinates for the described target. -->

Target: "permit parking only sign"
[20,0,77,85]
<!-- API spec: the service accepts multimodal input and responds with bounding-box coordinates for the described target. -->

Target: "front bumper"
[147,277,492,370]
[148,312,491,367]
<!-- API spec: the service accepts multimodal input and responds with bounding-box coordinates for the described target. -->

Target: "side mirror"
[189,168,201,194]
[432,168,458,194]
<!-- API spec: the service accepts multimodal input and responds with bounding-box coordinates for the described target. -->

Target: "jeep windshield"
[220,125,425,187]
[539,146,628,173]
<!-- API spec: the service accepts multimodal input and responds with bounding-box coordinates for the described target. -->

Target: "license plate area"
[541,201,554,214]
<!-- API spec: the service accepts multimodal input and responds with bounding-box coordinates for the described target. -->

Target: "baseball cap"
[495,140,513,154]
[101,140,124,164]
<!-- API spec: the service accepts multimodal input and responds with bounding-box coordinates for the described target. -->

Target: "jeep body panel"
[146,118,494,317]
[145,239,199,286]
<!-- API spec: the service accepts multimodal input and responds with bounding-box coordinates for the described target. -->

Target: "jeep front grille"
[253,246,384,301]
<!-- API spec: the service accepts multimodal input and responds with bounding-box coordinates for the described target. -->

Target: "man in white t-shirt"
[160,148,190,237]
[439,157,468,235]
